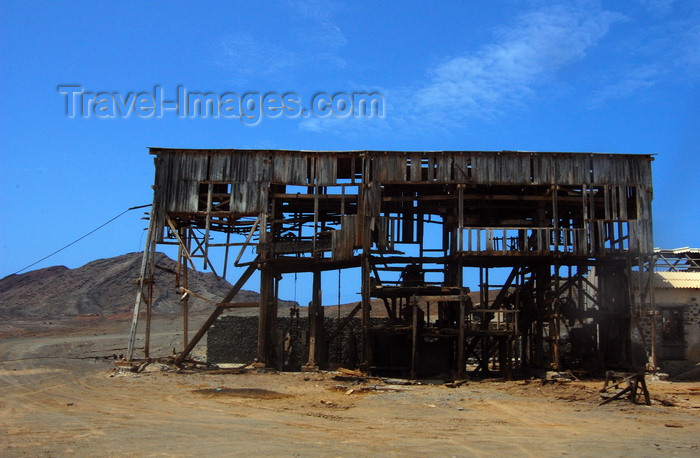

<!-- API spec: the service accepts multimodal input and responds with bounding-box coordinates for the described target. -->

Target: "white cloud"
[220,33,299,81]
[590,8,700,106]
[273,1,697,138]
[411,3,623,120]
[678,20,700,70]
[639,0,675,16]
[218,1,347,82]
[299,115,389,137]
[284,0,342,22]
[587,65,659,108]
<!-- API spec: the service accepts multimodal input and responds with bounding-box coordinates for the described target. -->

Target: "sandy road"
[1,314,699,457]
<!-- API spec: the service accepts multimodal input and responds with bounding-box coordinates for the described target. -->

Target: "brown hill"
[0,252,297,319]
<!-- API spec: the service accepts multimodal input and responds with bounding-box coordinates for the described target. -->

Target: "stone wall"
[207,315,387,369]
[631,289,699,376]
[207,316,260,365]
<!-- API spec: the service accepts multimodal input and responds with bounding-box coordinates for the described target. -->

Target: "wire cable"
[11,204,151,275]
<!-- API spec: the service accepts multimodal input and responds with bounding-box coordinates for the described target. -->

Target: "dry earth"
[1,313,699,457]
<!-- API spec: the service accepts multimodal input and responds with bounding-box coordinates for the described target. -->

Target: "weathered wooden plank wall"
[149,148,653,256]
[152,150,652,187]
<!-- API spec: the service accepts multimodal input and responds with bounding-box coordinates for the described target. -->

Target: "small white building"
[634,248,700,377]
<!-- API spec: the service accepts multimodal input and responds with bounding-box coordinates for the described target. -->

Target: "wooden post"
[458,185,464,252]
[648,254,657,370]
[360,160,373,370]
[551,266,561,371]
[410,297,418,380]
[174,258,259,365]
[182,228,190,349]
[361,252,371,369]
[499,336,510,379]
[127,197,156,360]
[534,265,546,367]
[203,182,213,270]
[304,270,322,370]
[145,278,153,359]
[257,266,275,366]
[458,292,466,380]
[506,335,513,379]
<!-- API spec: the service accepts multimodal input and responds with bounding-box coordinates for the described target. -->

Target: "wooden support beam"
[256,266,276,366]
[234,216,260,267]
[127,198,157,360]
[328,302,362,343]
[165,218,197,271]
[187,230,220,278]
[599,372,650,406]
[410,297,418,380]
[203,182,213,270]
[457,295,466,380]
[304,270,323,370]
[181,231,189,350]
[174,257,259,365]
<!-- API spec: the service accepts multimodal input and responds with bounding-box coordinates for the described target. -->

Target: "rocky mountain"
[0,252,296,318]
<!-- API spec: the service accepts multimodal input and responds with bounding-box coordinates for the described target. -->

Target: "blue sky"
[1,0,698,304]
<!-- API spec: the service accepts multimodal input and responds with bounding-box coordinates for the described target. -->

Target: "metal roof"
[653,272,700,289]
[654,247,700,272]
[655,247,700,255]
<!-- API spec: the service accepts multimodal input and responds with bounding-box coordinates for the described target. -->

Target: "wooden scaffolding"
[128,149,654,378]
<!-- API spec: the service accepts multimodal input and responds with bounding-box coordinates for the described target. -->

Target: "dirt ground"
[1,313,699,457]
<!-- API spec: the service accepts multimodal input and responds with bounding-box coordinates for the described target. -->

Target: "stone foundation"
[207,315,387,369]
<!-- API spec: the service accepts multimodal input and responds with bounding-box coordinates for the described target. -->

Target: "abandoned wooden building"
[128,148,655,378]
